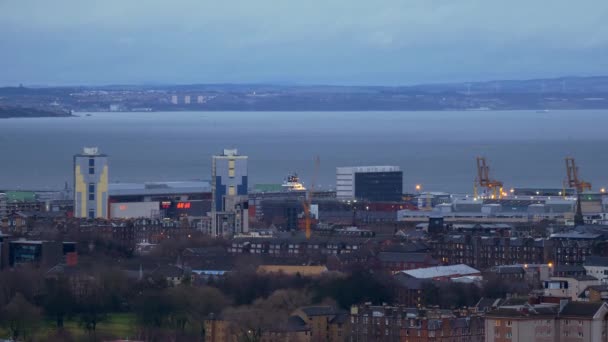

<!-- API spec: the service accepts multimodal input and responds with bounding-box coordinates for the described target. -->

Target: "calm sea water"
[0,110,605,193]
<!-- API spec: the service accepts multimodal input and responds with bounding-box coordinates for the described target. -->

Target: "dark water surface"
[0,110,604,193]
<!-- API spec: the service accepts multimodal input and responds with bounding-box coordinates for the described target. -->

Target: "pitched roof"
[559,302,605,318]
[584,256,608,267]
[587,285,608,292]
[274,316,310,333]
[491,266,525,274]
[299,306,340,317]
[486,305,559,318]
[554,264,586,273]
[257,265,328,277]
[394,273,426,290]
[329,312,349,324]
[475,298,504,311]
[400,264,480,279]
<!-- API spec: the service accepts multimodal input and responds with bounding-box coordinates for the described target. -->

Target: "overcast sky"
[1,0,607,86]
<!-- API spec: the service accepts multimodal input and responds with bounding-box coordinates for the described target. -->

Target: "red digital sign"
[176,202,191,209]
[161,201,171,209]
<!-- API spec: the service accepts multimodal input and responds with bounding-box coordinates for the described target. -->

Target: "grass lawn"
[0,313,138,341]
[60,313,137,340]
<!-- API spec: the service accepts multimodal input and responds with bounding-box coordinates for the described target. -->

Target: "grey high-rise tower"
[210,149,248,237]
[211,149,248,212]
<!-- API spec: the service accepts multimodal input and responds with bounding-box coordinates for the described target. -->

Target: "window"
[228,160,235,177]
[88,209,95,219]
[506,332,512,339]
[228,185,236,196]
[89,158,95,167]
[495,320,501,326]
[89,167,95,174]
[88,183,95,200]
[578,332,583,337]
[507,320,512,327]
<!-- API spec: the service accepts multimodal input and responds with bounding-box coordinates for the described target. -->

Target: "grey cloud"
[0,0,607,85]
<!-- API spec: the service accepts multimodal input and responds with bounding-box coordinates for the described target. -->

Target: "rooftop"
[400,264,480,280]
[108,181,211,196]
[554,265,586,273]
[584,256,608,267]
[559,302,606,318]
[3,191,36,203]
[486,304,559,318]
[257,265,328,277]
[298,306,342,317]
[549,232,602,240]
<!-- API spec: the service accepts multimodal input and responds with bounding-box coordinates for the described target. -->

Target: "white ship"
[282,173,306,191]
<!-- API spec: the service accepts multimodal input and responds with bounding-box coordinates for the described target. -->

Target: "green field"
[1,313,137,341]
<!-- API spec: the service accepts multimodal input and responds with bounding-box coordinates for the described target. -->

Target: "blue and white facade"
[211,149,248,212]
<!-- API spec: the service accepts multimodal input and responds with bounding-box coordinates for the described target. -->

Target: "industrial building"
[5,239,76,268]
[399,196,581,224]
[336,166,402,202]
[108,181,211,219]
[73,147,109,219]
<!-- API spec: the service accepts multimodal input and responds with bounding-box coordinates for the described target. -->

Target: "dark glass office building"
[354,171,403,202]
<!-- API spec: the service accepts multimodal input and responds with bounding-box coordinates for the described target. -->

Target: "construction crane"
[475,157,504,199]
[565,157,591,193]
[302,156,320,240]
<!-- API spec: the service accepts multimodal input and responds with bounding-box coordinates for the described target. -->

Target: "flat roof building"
[336,166,402,202]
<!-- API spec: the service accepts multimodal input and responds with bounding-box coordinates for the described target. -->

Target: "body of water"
[0,110,605,193]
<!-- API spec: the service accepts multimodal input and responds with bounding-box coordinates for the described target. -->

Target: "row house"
[429,234,549,270]
[228,237,368,257]
[485,301,608,342]
[349,304,484,342]
[552,239,595,265]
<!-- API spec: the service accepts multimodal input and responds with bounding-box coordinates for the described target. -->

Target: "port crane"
[302,156,320,240]
[565,157,591,193]
[474,157,504,199]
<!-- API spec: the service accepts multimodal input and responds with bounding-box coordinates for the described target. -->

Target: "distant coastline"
[2,75,608,112]
[0,106,72,118]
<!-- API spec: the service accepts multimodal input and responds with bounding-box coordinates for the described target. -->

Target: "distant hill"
[0,106,71,118]
[1,75,608,111]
